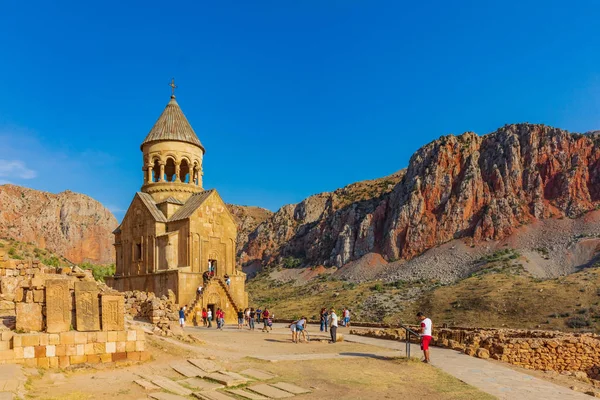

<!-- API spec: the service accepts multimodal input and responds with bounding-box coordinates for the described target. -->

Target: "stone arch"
[179,158,191,183]
[164,157,176,182]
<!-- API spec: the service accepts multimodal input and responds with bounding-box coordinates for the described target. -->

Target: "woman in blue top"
[296,316,307,342]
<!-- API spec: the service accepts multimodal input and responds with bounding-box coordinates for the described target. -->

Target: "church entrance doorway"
[208,304,216,322]
[208,259,218,278]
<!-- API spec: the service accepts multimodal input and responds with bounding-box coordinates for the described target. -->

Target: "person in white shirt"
[328,308,339,343]
[207,309,213,328]
[417,312,433,363]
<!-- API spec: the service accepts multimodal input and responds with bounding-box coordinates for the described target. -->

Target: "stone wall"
[106,270,179,303]
[123,290,179,336]
[351,327,600,381]
[0,329,148,368]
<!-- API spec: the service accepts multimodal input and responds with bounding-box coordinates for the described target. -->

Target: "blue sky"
[1,1,599,220]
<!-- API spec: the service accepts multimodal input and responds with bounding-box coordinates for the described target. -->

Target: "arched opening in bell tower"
[180,159,190,183]
[152,158,160,182]
[165,157,176,182]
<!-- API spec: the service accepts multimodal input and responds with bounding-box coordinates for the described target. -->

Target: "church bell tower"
[140,79,205,203]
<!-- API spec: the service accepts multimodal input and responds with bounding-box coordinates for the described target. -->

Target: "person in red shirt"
[262,308,270,332]
[201,308,208,327]
[417,312,433,363]
[216,308,225,330]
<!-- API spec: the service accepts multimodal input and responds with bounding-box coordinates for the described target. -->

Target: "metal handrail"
[399,324,420,359]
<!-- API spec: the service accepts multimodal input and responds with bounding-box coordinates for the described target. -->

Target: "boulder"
[476,348,490,359]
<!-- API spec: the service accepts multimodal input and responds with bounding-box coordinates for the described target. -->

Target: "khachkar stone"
[101,295,124,331]
[75,281,100,331]
[46,280,72,333]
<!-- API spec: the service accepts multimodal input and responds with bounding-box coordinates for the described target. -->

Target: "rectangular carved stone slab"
[101,295,124,331]
[246,384,294,399]
[180,378,223,391]
[75,282,100,331]
[240,369,276,381]
[16,302,43,332]
[270,382,311,394]
[226,389,268,400]
[46,280,72,333]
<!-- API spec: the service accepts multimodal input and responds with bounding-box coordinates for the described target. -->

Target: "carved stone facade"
[106,92,248,323]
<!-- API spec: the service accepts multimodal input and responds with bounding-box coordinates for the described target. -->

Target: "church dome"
[141,95,205,152]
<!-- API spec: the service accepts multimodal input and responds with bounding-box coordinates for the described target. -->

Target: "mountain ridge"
[239,123,600,277]
[0,184,118,264]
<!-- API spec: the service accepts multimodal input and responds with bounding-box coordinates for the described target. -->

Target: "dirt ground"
[25,323,493,400]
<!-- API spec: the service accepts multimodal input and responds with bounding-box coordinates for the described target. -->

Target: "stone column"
[175,161,181,183]
[147,164,154,184]
[159,162,165,182]
[189,167,196,185]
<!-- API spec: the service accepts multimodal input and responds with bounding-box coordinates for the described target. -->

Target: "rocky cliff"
[239,171,405,269]
[226,205,273,256]
[0,185,118,264]
[240,124,600,271]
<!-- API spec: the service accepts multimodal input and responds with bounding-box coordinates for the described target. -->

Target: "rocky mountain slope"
[239,170,405,273]
[226,205,273,255]
[0,185,117,264]
[240,124,600,277]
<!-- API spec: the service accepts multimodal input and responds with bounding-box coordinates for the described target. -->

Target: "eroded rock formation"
[0,185,118,264]
[240,124,600,270]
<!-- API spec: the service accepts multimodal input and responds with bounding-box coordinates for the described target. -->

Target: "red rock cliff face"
[0,185,118,264]
[241,124,600,270]
[383,124,600,260]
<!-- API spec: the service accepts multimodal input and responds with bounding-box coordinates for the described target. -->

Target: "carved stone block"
[16,302,43,332]
[101,295,124,331]
[46,280,72,333]
[75,282,100,331]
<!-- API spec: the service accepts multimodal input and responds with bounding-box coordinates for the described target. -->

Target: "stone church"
[106,87,248,323]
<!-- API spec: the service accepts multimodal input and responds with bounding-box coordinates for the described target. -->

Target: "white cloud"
[0,180,13,185]
[0,160,37,179]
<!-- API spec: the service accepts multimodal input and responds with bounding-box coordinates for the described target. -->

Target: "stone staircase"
[214,278,241,314]
[184,278,241,322]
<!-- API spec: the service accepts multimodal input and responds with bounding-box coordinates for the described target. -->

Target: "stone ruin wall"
[122,290,179,336]
[351,327,600,382]
[0,256,150,368]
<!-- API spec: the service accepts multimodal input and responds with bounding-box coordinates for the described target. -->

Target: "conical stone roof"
[141,96,204,151]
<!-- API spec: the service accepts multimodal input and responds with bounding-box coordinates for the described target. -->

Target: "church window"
[135,243,142,260]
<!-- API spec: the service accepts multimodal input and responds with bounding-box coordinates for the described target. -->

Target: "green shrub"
[80,262,116,282]
[566,316,590,329]
[282,257,302,269]
[43,256,61,267]
[371,283,384,292]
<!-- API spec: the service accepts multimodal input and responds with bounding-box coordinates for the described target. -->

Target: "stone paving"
[0,364,26,400]
[343,331,592,400]
[222,323,592,400]
[134,358,311,400]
